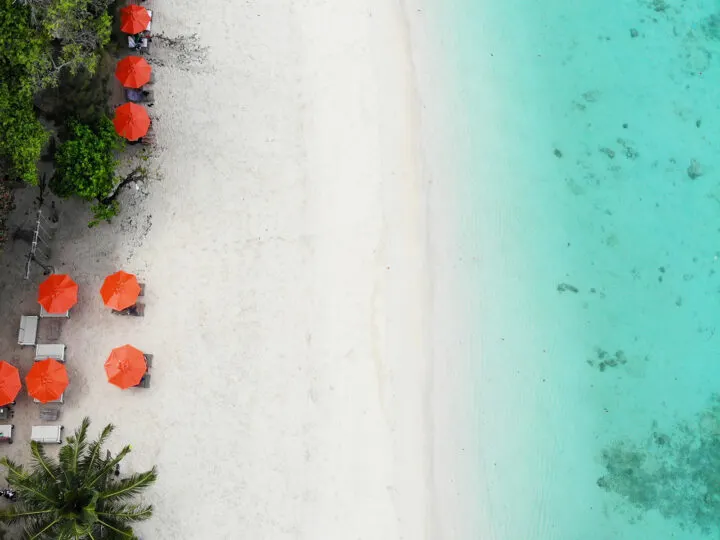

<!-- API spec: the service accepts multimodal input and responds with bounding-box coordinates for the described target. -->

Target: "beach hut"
[37,273,78,314]
[113,103,150,141]
[119,5,151,34]
[0,362,21,406]
[26,359,68,404]
[101,271,141,311]
[115,56,152,88]
[105,345,147,389]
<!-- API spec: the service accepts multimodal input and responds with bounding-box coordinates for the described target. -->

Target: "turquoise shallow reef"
[428,0,720,537]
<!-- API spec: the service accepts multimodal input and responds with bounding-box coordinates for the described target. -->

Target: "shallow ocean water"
[428,0,720,538]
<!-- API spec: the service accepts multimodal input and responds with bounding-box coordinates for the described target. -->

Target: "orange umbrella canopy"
[0,361,21,406]
[113,103,150,141]
[38,273,78,313]
[120,5,151,34]
[101,271,141,311]
[115,56,152,88]
[26,359,68,403]
[105,345,147,389]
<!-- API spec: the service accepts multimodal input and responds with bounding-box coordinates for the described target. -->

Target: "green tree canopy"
[0,0,52,92]
[43,0,113,77]
[0,83,49,184]
[0,0,116,184]
[0,417,157,539]
[0,0,50,183]
[36,51,113,133]
[51,116,121,200]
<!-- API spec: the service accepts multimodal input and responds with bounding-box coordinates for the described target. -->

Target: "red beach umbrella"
[113,103,150,141]
[100,270,141,311]
[26,359,68,403]
[115,56,152,88]
[38,274,78,313]
[0,362,21,406]
[120,5,151,34]
[105,345,147,389]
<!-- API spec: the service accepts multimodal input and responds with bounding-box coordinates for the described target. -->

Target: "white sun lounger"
[18,316,38,346]
[31,425,63,444]
[35,344,66,362]
[39,306,70,318]
[0,424,13,443]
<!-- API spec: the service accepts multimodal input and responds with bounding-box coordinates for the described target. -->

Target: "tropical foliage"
[0,417,157,539]
[89,199,119,228]
[0,0,51,184]
[0,0,116,186]
[0,0,52,92]
[37,54,113,131]
[51,116,121,201]
[43,0,114,77]
[0,83,49,184]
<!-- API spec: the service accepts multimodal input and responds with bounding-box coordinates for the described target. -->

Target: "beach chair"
[35,343,66,362]
[39,306,70,318]
[143,353,153,368]
[112,303,145,317]
[31,425,63,444]
[135,373,151,388]
[18,315,39,346]
[138,282,146,296]
[125,88,144,103]
[39,407,60,421]
[127,35,150,52]
[0,425,13,444]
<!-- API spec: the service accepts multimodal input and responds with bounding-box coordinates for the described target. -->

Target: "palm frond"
[99,467,157,503]
[1,457,30,483]
[0,507,54,526]
[87,445,131,489]
[81,423,115,477]
[59,417,90,479]
[1,418,156,538]
[29,441,59,482]
[95,517,134,538]
[25,516,62,540]
[97,502,153,523]
[5,474,57,508]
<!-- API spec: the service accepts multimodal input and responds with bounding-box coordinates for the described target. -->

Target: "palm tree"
[0,417,157,539]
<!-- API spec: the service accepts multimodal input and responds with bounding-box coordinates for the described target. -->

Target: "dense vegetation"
[52,117,121,202]
[0,417,157,538]
[0,0,126,229]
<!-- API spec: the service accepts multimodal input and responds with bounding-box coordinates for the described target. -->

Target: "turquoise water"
[428,0,720,537]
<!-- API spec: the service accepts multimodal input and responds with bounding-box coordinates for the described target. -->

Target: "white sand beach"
[0,0,471,538]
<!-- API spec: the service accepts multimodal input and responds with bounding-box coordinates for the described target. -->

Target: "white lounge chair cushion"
[31,425,62,443]
[35,344,66,362]
[39,306,69,318]
[18,316,38,346]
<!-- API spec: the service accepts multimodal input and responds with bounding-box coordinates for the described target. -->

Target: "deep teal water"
[433,0,720,538]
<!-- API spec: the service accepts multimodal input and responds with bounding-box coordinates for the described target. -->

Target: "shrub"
[0,83,48,184]
[51,115,121,200]
[89,199,119,227]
